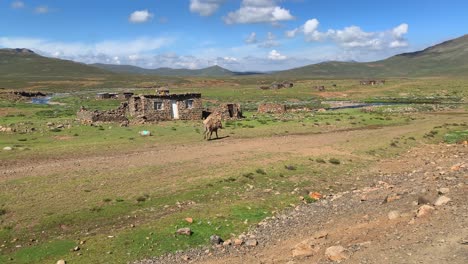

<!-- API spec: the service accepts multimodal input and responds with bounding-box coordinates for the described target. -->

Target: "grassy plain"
[0,76,467,263]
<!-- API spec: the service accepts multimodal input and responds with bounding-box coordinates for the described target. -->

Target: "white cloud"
[0,36,173,60]
[35,6,49,14]
[190,0,225,16]
[268,49,286,60]
[245,32,258,44]
[288,19,409,50]
[11,1,25,9]
[129,10,154,23]
[258,32,279,48]
[224,0,294,24]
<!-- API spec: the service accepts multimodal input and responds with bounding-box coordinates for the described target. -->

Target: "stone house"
[210,103,243,120]
[128,93,202,121]
[77,103,128,124]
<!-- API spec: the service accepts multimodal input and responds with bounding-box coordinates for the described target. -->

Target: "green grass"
[444,130,468,143]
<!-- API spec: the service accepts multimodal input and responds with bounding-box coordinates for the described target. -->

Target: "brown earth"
[138,143,467,264]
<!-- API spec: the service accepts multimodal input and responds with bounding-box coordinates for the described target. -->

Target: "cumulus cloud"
[190,0,225,16]
[129,10,154,23]
[287,19,409,50]
[268,49,286,60]
[35,6,49,14]
[258,32,279,48]
[11,1,25,9]
[224,0,294,24]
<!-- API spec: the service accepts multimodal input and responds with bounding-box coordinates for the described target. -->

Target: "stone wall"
[258,103,287,114]
[211,103,243,120]
[77,103,128,124]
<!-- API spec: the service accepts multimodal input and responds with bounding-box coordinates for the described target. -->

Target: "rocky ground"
[136,143,467,264]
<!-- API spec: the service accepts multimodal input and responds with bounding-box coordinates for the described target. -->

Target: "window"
[185,99,194,109]
[154,101,163,110]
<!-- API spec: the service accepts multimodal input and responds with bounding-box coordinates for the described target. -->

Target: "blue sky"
[1,0,467,71]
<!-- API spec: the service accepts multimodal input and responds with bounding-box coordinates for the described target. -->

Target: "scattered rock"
[417,195,435,205]
[388,210,400,220]
[56,260,66,264]
[434,196,451,206]
[245,238,258,247]
[222,239,232,246]
[3,146,12,151]
[383,194,401,203]
[72,246,80,252]
[309,192,322,200]
[325,245,348,262]
[181,255,190,261]
[438,188,450,195]
[233,239,243,246]
[176,228,192,236]
[210,235,223,245]
[416,205,435,218]
[185,217,193,224]
[292,241,320,258]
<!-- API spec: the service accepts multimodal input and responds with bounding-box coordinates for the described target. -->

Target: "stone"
[292,241,320,258]
[72,246,80,251]
[434,196,451,206]
[325,246,348,262]
[245,238,258,247]
[416,205,435,218]
[233,238,243,246]
[388,210,400,220]
[3,146,12,151]
[210,235,223,245]
[181,255,190,261]
[223,239,232,246]
[185,217,193,224]
[438,188,450,194]
[176,228,192,236]
[56,260,66,264]
[418,195,435,205]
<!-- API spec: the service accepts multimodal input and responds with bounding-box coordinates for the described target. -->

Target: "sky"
[0,0,467,71]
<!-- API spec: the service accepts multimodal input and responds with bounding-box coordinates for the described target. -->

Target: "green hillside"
[91,64,237,77]
[276,34,468,78]
[0,48,113,78]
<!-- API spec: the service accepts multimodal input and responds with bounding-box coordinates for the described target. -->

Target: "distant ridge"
[0,48,113,78]
[90,63,262,77]
[275,34,468,78]
[1,34,467,78]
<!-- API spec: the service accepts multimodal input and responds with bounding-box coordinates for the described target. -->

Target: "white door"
[171,100,179,119]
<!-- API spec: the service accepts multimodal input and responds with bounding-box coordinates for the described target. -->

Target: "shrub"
[242,172,255,179]
[284,165,297,171]
[116,198,125,202]
[315,158,326,164]
[256,168,266,175]
[136,196,147,202]
[329,158,341,165]
[0,208,6,216]
[18,138,27,142]
[103,198,112,202]
[303,196,316,204]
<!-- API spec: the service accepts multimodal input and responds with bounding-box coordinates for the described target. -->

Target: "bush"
[315,158,326,164]
[136,196,147,202]
[0,208,6,216]
[103,198,112,202]
[284,165,296,171]
[329,158,341,165]
[256,169,266,175]
[242,172,255,179]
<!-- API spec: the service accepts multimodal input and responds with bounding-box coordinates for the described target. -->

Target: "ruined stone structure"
[77,103,128,123]
[314,86,326,91]
[258,103,287,114]
[119,92,134,100]
[360,80,385,86]
[128,93,202,121]
[209,103,243,120]
[96,93,118,99]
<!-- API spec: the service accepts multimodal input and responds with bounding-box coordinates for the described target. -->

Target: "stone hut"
[119,92,134,100]
[258,103,287,114]
[128,93,202,121]
[96,93,111,99]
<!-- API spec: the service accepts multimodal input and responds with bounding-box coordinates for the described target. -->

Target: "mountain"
[276,34,468,78]
[0,48,113,78]
[91,64,240,77]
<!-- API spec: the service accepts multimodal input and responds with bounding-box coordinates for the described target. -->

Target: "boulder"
[176,228,192,236]
[434,196,451,206]
[210,235,223,245]
[416,205,435,218]
[325,246,348,262]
